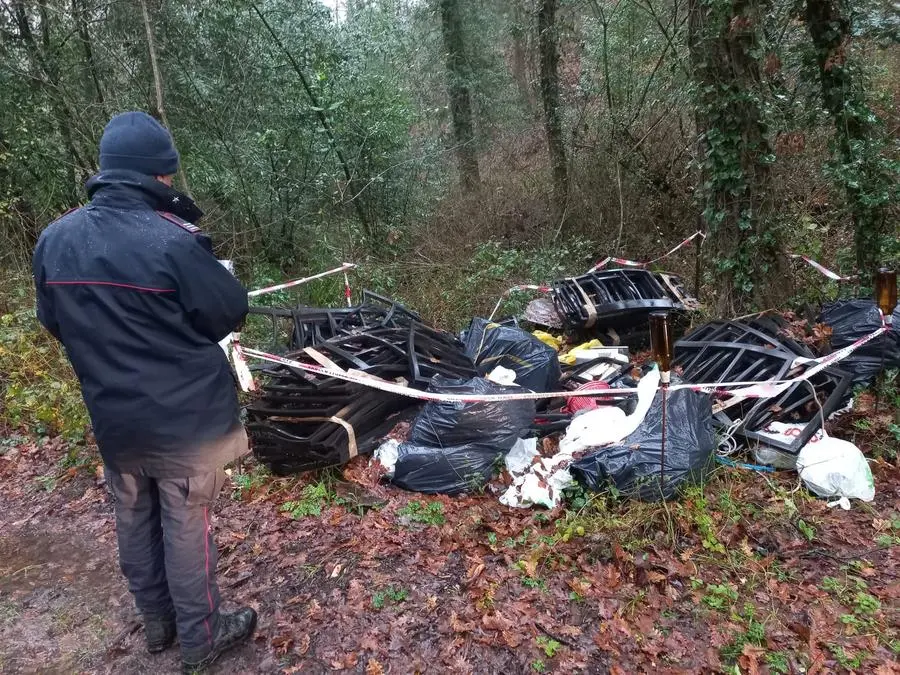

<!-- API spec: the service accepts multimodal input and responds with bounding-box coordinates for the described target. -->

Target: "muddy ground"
[0,407,898,675]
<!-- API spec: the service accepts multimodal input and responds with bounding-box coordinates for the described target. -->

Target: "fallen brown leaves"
[0,418,898,674]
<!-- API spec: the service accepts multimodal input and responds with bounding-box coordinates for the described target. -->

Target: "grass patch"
[231,463,271,500]
[820,568,895,651]
[0,280,90,442]
[796,518,816,542]
[719,604,767,664]
[701,582,739,611]
[0,602,20,625]
[398,500,445,526]
[281,482,335,519]
[828,644,869,670]
[372,586,408,610]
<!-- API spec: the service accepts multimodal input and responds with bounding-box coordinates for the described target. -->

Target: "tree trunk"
[509,1,535,116]
[0,129,41,256]
[688,0,781,315]
[537,0,568,210]
[438,0,479,190]
[12,0,89,206]
[139,0,191,196]
[804,0,887,273]
[73,0,106,112]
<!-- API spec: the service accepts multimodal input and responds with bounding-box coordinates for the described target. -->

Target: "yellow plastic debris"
[532,330,563,351]
[558,338,604,364]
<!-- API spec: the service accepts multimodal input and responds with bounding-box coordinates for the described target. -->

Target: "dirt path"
[0,442,265,675]
[1,431,898,674]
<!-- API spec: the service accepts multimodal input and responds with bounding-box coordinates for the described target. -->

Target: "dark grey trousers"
[106,467,227,658]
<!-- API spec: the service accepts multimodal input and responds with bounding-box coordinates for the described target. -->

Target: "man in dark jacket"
[32,111,257,673]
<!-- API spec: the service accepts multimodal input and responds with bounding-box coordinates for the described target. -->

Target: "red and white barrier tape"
[718,314,888,401]
[487,231,707,319]
[247,263,357,298]
[240,347,698,400]
[230,333,256,392]
[488,284,553,320]
[589,231,706,273]
[786,254,857,282]
[236,314,888,398]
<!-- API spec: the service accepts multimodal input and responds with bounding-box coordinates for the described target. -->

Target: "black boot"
[181,607,257,674]
[144,615,177,653]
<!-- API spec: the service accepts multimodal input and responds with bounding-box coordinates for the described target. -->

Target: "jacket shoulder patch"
[157,211,200,234]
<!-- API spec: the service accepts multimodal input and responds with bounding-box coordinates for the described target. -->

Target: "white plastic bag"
[501,438,576,509]
[796,435,874,510]
[500,452,575,509]
[373,439,400,477]
[559,366,660,455]
[486,365,518,386]
[505,438,539,474]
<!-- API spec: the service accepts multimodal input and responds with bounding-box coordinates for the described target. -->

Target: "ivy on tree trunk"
[804,0,896,274]
[688,0,782,315]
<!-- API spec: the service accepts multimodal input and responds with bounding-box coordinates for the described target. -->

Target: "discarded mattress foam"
[524,296,564,329]
[570,384,715,501]
[391,376,536,494]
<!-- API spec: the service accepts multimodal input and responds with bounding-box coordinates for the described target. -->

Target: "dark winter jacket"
[32,170,249,476]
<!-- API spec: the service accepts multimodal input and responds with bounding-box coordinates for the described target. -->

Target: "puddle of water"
[0,528,117,594]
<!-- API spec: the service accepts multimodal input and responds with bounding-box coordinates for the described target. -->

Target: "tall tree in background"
[7,0,95,203]
[73,0,106,114]
[688,0,781,314]
[438,0,480,189]
[139,0,190,196]
[1,0,896,297]
[251,2,373,243]
[804,0,896,273]
[508,1,536,116]
[537,0,568,210]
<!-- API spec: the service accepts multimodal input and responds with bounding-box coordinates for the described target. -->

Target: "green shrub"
[0,297,90,442]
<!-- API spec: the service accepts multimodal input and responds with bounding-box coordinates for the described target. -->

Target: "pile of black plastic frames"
[245,280,894,476]
[551,269,698,342]
[674,316,853,458]
[245,292,477,474]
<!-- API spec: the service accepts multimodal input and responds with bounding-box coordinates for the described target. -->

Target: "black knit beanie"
[99,111,179,176]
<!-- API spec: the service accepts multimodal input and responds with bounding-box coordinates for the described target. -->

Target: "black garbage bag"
[462,317,561,392]
[409,376,536,447]
[392,376,536,494]
[819,300,900,387]
[570,387,715,501]
[391,441,506,495]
